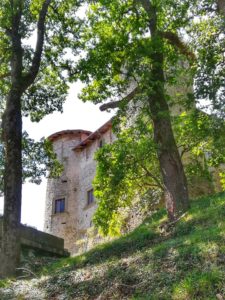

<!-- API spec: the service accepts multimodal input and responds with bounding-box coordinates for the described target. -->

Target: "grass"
[0,192,225,299]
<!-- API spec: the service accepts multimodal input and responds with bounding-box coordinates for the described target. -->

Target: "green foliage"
[189,2,225,117]
[22,133,63,183]
[93,117,162,236]
[0,278,12,288]
[0,132,63,193]
[93,109,225,236]
[219,172,225,190]
[0,0,85,189]
[77,0,194,107]
[0,0,84,116]
[174,109,225,185]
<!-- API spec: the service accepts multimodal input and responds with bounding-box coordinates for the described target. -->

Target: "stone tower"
[44,129,91,253]
[44,120,114,253]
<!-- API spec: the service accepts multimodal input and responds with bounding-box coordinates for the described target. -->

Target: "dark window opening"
[55,198,65,213]
[99,139,105,148]
[87,189,94,205]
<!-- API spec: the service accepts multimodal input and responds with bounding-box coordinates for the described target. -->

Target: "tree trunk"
[0,90,22,278]
[149,95,189,220]
[0,0,50,278]
[147,8,189,220]
[217,0,225,16]
[0,3,23,277]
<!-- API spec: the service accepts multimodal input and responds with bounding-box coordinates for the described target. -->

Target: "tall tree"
[77,0,195,221]
[93,108,225,236]
[0,0,81,278]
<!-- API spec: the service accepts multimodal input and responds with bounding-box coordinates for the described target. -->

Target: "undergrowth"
[0,193,225,299]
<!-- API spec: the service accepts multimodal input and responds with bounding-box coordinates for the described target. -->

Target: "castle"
[44,119,115,254]
[43,71,224,255]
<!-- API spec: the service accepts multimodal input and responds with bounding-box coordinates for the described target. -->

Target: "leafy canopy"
[93,109,225,236]
[0,0,85,185]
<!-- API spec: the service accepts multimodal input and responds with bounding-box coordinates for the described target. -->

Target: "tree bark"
[217,0,225,16]
[148,88,190,220]
[143,1,190,220]
[0,0,23,277]
[0,0,51,278]
[0,91,22,278]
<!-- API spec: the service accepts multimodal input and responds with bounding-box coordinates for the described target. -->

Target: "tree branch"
[140,163,164,190]
[22,0,51,90]
[160,31,196,61]
[99,87,139,111]
[137,1,195,62]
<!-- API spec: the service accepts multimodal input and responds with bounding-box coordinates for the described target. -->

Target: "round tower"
[44,129,91,251]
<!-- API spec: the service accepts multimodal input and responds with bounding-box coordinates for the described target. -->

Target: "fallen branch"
[16,267,37,278]
[159,211,188,234]
[116,280,147,289]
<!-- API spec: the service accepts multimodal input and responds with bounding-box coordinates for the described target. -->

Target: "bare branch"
[16,267,37,278]
[160,31,196,61]
[99,87,138,111]
[22,0,51,90]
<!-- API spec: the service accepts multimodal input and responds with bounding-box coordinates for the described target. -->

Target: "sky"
[0,82,113,230]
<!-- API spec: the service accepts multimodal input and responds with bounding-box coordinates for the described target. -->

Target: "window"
[87,189,94,205]
[55,198,65,213]
[99,139,105,148]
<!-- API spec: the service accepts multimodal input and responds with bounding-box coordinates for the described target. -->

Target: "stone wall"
[0,216,68,256]
[44,124,116,254]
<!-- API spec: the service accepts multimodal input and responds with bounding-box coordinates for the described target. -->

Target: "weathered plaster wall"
[44,131,90,252]
[44,126,116,254]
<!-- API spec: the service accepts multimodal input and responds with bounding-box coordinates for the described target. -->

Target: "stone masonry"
[0,216,68,257]
[44,119,115,254]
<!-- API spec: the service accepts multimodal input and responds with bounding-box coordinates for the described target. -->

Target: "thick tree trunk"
[0,0,50,278]
[0,3,23,278]
[149,95,189,220]
[0,91,22,278]
[147,8,189,220]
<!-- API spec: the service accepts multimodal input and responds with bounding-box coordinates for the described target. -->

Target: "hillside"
[0,193,225,300]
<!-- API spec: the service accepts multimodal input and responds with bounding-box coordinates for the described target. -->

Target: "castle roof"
[73,119,112,151]
[48,129,92,142]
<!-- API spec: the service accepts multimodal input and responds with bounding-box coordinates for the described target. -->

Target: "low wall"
[0,216,69,257]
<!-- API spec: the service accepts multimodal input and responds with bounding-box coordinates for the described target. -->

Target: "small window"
[99,139,105,148]
[55,198,65,213]
[87,189,94,205]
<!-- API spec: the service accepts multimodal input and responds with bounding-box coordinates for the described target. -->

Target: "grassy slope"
[1,193,225,300]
